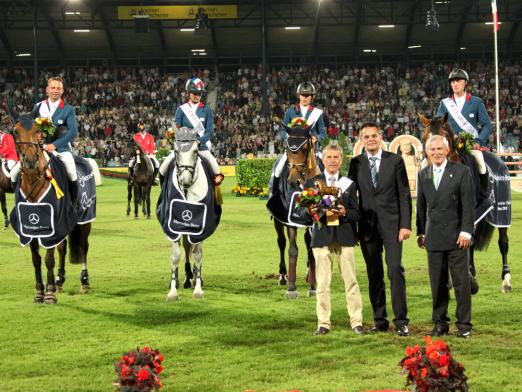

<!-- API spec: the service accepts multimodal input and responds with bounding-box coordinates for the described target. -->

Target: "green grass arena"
[1,176,521,391]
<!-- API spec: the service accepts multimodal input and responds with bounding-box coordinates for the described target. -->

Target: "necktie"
[369,157,378,188]
[329,176,336,186]
[434,167,442,190]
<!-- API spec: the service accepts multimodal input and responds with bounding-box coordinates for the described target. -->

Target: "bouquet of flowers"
[165,128,176,143]
[287,117,308,128]
[114,346,165,391]
[296,184,340,226]
[34,117,56,138]
[399,336,468,392]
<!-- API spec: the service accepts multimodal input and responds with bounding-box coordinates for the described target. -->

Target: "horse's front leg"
[126,179,132,216]
[30,240,44,303]
[166,240,182,301]
[1,192,8,229]
[55,239,67,292]
[274,219,287,286]
[44,247,57,304]
[183,236,193,289]
[192,242,204,299]
[304,228,316,296]
[145,185,151,219]
[499,227,512,293]
[133,185,140,219]
[285,226,299,299]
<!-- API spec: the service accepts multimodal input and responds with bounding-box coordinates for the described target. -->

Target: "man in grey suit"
[417,135,474,338]
[348,122,412,336]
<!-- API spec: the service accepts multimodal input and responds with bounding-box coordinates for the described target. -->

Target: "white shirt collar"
[433,159,448,173]
[367,149,383,161]
[325,171,339,182]
[300,105,310,114]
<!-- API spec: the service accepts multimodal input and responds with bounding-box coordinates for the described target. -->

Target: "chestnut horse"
[13,115,92,303]
[419,113,512,293]
[267,125,321,298]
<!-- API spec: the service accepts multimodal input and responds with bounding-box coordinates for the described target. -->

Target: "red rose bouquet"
[399,336,468,392]
[114,346,165,391]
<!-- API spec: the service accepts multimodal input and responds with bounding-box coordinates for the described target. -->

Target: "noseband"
[175,141,199,189]
[15,139,49,200]
[286,136,311,182]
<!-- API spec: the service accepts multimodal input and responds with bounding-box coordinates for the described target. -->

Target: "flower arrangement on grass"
[232,185,267,197]
[399,336,468,392]
[34,117,56,138]
[114,346,164,392]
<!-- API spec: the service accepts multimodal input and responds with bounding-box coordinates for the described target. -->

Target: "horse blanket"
[484,151,511,227]
[266,157,312,228]
[75,155,97,224]
[10,155,78,248]
[156,156,221,244]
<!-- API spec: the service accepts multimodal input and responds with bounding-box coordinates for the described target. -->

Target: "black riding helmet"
[185,78,205,94]
[448,69,469,84]
[296,82,316,97]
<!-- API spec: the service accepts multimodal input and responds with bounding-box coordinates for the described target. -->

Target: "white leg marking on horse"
[167,241,182,301]
[501,273,512,293]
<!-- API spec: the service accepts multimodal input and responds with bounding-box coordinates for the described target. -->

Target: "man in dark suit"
[417,135,474,338]
[306,143,364,336]
[348,122,412,336]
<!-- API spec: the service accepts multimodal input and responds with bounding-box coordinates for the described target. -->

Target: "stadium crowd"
[0,60,520,166]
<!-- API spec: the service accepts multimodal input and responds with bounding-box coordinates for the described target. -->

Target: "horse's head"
[284,124,320,185]
[14,114,43,172]
[419,112,458,163]
[174,127,199,189]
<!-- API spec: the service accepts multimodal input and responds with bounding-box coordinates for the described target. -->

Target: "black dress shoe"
[396,325,410,337]
[429,325,449,337]
[313,327,330,336]
[352,325,364,335]
[457,330,472,339]
[369,324,389,333]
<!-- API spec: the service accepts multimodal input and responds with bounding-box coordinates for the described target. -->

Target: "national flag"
[491,0,499,31]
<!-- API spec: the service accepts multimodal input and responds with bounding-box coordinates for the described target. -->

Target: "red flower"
[405,344,420,356]
[438,366,449,377]
[421,368,428,378]
[120,365,132,378]
[439,353,450,367]
[143,346,151,354]
[137,368,150,381]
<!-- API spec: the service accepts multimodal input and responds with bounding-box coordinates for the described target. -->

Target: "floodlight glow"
[285,26,301,30]
[16,53,31,57]
[180,28,195,32]
[74,29,90,32]
[408,45,422,49]
[378,25,395,28]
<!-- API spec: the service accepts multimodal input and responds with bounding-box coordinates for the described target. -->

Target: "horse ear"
[418,113,431,128]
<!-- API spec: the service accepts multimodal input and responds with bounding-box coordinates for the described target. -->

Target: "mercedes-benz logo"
[181,210,192,221]
[29,213,40,225]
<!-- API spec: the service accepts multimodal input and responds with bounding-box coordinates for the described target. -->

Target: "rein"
[16,140,50,201]
[286,137,312,183]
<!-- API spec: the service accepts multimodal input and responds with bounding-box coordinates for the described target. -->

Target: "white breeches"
[470,150,487,175]
[129,155,159,168]
[4,160,20,180]
[56,151,77,181]
[159,151,220,176]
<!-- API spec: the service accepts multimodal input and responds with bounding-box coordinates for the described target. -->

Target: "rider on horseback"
[436,68,491,177]
[160,77,223,186]
[128,121,159,183]
[0,118,20,185]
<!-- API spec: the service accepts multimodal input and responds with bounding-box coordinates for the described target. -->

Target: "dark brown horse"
[419,113,512,293]
[13,115,92,303]
[268,125,321,298]
[127,144,154,219]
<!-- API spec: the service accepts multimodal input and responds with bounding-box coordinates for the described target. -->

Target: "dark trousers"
[361,236,408,327]
[428,249,472,332]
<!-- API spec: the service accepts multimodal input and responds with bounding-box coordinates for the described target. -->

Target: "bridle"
[286,136,312,183]
[175,140,199,190]
[15,138,50,201]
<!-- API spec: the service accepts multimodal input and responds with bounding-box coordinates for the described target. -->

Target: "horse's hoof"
[56,285,64,293]
[79,285,90,294]
[501,274,512,293]
[470,276,479,295]
[146,215,151,220]
[285,290,298,300]
[134,216,139,220]
[193,290,204,299]
[308,289,316,297]
[166,292,179,301]
[34,291,45,303]
[278,274,287,286]
[44,292,57,304]
[183,280,192,289]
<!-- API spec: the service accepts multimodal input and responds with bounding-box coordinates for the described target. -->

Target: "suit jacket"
[416,161,474,252]
[281,105,326,143]
[435,93,492,146]
[348,151,412,242]
[33,99,78,152]
[175,101,214,150]
[304,174,361,248]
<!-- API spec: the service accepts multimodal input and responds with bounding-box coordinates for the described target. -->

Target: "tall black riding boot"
[69,180,78,209]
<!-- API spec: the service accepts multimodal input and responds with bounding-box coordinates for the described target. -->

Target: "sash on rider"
[442,98,479,138]
[156,157,221,244]
[306,107,322,129]
[180,103,211,149]
[10,156,78,248]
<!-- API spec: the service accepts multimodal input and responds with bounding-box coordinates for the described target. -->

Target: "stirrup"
[213,173,225,186]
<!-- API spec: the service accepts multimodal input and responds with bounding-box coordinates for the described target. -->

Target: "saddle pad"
[17,202,54,238]
[168,200,207,236]
[484,152,511,227]
[75,155,97,224]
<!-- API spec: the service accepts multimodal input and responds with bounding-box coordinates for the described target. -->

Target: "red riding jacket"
[133,132,155,155]
[0,133,19,161]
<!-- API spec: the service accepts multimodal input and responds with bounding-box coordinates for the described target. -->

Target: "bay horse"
[419,113,512,293]
[158,127,222,300]
[12,114,92,303]
[267,124,321,299]
[127,144,154,219]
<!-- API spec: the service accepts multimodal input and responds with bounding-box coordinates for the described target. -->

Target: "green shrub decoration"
[234,158,276,198]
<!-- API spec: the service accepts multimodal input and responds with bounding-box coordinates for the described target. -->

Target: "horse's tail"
[474,218,494,251]
[69,223,91,264]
